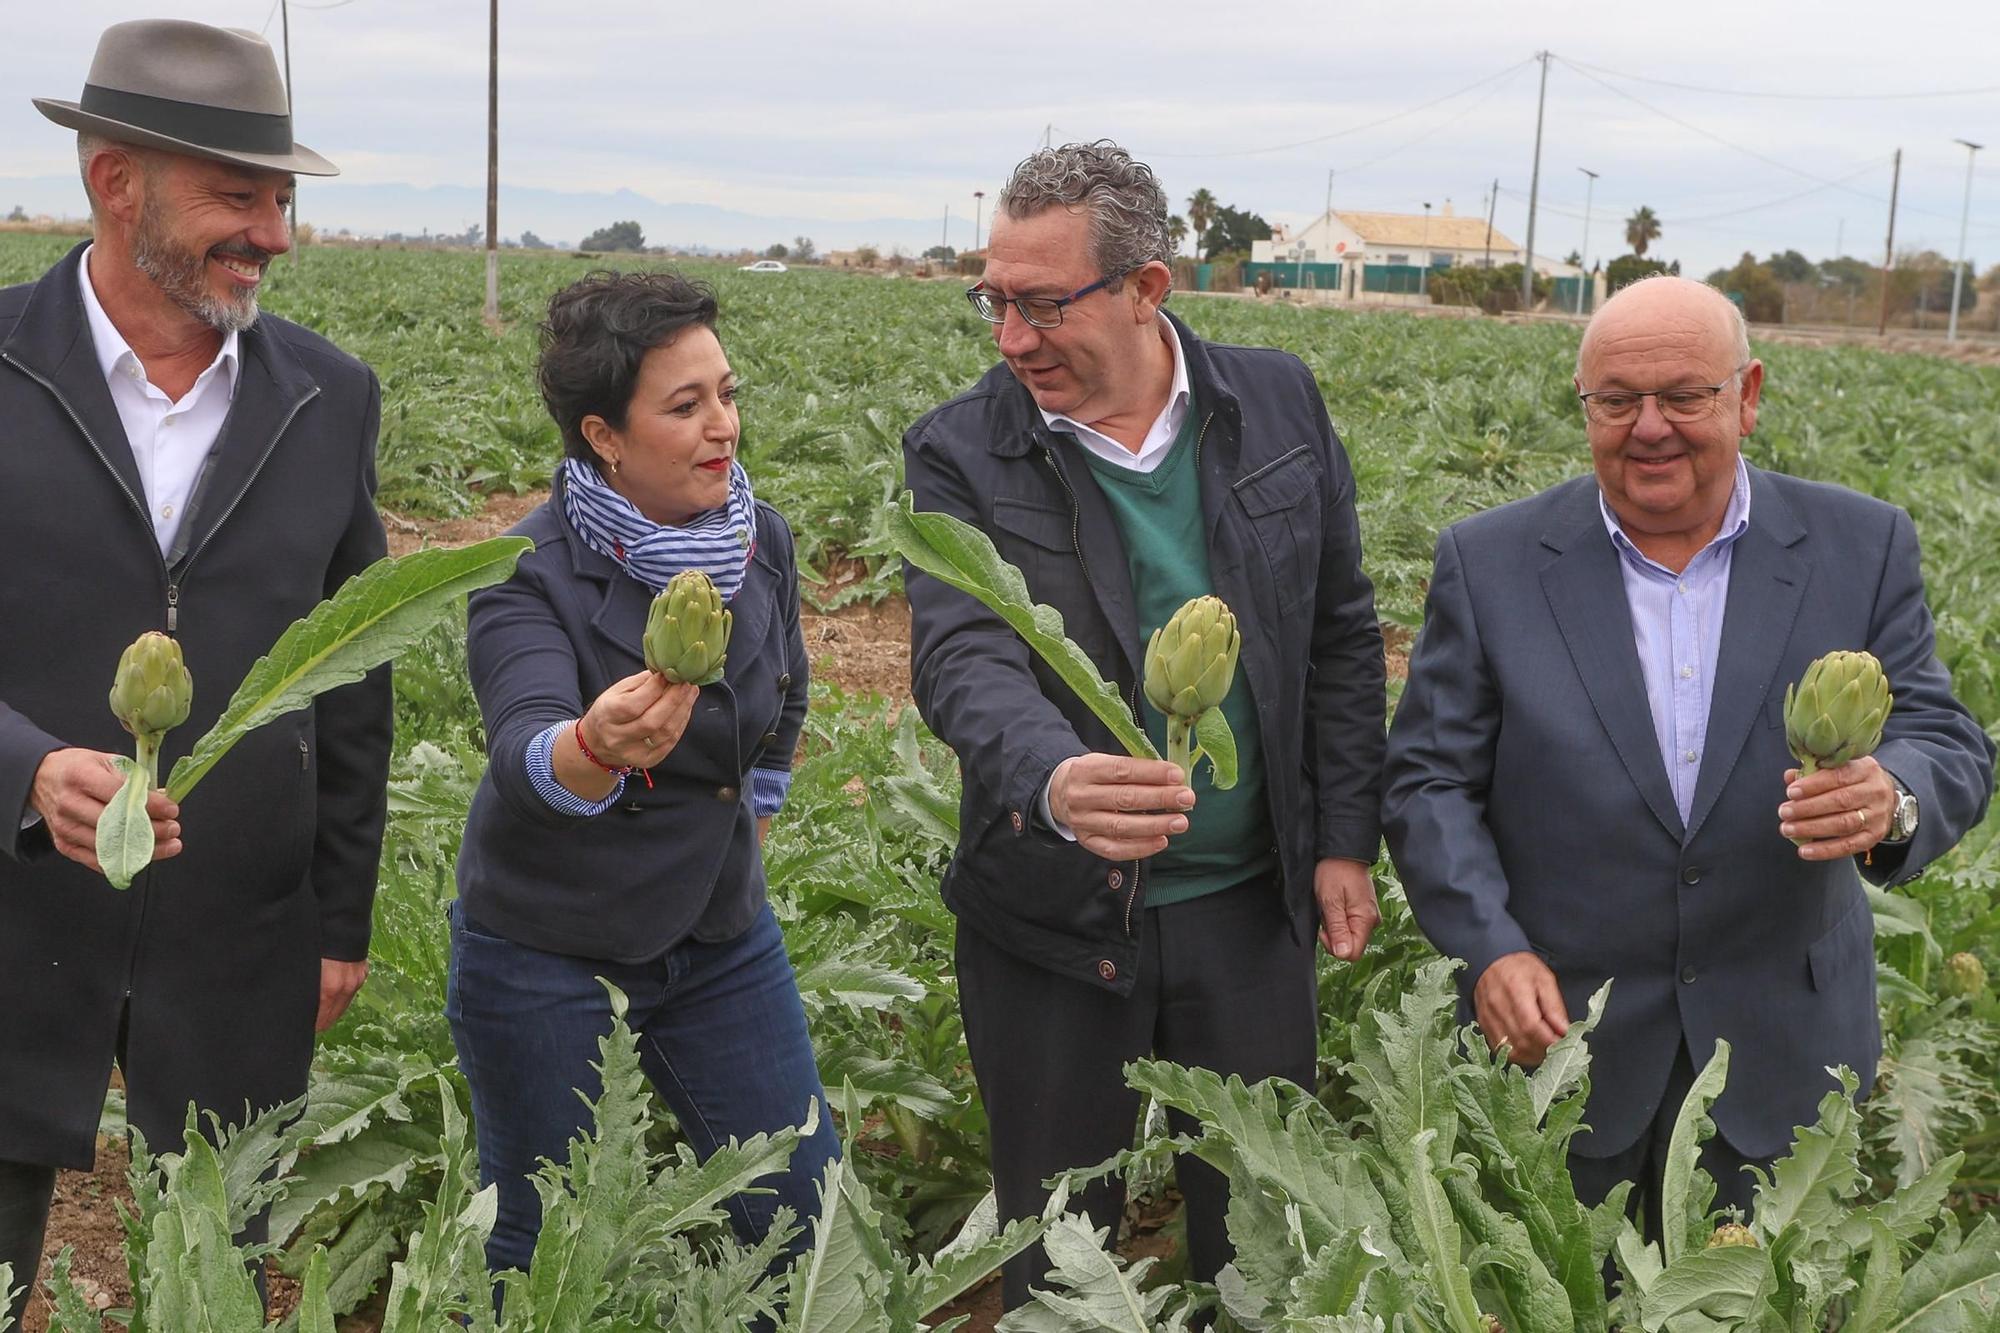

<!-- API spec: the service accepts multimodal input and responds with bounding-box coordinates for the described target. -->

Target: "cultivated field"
[3,233,1997,1330]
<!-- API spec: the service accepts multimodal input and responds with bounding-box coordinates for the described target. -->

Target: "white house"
[1250,201,1524,271]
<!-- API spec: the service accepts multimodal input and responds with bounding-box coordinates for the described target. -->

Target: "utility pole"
[1522,50,1550,309]
[1576,167,1598,315]
[973,190,985,252]
[1325,168,1334,227]
[1877,148,1901,337]
[942,203,950,253]
[483,0,499,328]
[281,0,297,268]
[1484,176,1498,268]
[1834,217,1845,260]
[1948,138,1982,343]
[1420,201,1432,298]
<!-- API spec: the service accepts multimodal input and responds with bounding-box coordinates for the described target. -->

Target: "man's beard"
[131,194,270,334]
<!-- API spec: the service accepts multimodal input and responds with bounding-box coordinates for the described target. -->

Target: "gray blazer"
[1383,465,1993,1161]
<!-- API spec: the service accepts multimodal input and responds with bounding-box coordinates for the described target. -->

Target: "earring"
[607,457,620,475]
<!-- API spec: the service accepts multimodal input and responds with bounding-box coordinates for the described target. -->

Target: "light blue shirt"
[1598,457,1752,824]
[525,721,791,818]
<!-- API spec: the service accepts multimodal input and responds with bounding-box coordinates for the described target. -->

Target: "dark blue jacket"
[903,312,1386,994]
[456,475,809,962]
[1384,466,1995,1160]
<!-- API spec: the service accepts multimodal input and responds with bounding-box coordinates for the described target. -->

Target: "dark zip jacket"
[903,311,1385,993]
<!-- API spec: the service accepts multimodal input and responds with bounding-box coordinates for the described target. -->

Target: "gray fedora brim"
[35,97,339,177]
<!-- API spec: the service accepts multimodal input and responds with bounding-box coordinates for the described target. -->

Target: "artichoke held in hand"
[643,570,731,686]
[1783,650,1891,776]
[98,630,193,890]
[1143,595,1240,791]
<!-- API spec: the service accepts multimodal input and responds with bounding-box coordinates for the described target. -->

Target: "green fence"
[1552,275,1597,313]
[1242,261,1344,290]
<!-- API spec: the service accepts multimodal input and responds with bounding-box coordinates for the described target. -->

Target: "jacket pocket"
[991,496,1073,552]
[1232,447,1321,612]
[1807,897,1874,991]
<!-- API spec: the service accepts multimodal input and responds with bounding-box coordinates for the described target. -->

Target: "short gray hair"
[997,140,1171,285]
[77,132,107,215]
[1576,272,1751,376]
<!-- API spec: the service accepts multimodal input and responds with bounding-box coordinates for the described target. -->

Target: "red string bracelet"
[574,718,653,789]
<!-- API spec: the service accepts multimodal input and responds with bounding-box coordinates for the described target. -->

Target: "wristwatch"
[1885,776,1920,844]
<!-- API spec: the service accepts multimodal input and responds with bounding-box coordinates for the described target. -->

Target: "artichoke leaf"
[1194,708,1239,791]
[96,754,156,891]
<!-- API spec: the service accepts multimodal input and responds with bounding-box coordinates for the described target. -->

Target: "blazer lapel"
[170,322,319,568]
[1684,469,1809,840]
[1539,484,1685,841]
[0,244,147,515]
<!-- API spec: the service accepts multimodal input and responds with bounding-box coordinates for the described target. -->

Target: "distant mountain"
[0,175,969,256]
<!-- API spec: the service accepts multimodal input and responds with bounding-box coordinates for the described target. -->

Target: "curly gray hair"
[997,140,1171,286]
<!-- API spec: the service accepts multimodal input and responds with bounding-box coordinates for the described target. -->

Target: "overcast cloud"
[6,0,1998,276]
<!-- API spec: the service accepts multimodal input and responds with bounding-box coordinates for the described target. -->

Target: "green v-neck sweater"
[1076,408,1275,906]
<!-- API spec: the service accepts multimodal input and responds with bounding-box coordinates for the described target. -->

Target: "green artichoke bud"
[643,570,731,686]
[1143,596,1241,790]
[1943,952,1988,1000]
[1706,1222,1759,1249]
[1784,650,1891,775]
[109,631,192,741]
[1144,595,1239,720]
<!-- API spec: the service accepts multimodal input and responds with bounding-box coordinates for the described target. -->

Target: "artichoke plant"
[1143,595,1240,790]
[643,570,731,686]
[1943,951,1988,1001]
[1783,650,1891,776]
[99,631,193,889]
[1706,1222,1759,1249]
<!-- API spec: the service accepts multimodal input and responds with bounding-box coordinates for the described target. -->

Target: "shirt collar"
[1037,313,1191,453]
[1600,453,1753,570]
[78,243,241,398]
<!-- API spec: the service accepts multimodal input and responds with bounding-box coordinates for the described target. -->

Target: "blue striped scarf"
[560,456,757,602]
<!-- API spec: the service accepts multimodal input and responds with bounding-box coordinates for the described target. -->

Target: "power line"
[1147,56,1536,159]
[1556,58,1973,225]
[1558,56,2000,103]
[1327,61,1533,183]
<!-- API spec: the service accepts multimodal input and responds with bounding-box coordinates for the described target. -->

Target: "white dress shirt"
[78,245,241,557]
[1037,315,1191,474]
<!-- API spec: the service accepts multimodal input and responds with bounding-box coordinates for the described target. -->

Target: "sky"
[6,0,1999,278]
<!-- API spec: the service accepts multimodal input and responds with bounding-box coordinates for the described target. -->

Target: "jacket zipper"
[1039,442,1144,935]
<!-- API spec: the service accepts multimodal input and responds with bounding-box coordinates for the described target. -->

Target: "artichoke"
[1784,650,1891,776]
[643,570,731,686]
[99,630,193,890]
[1943,952,1988,1000]
[109,631,192,742]
[1142,595,1240,790]
[1706,1222,1760,1249]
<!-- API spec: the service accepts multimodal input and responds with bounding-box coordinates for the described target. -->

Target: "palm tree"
[1625,206,1662,258]
[1187,189,1218,255]
[1166,214,1189,258]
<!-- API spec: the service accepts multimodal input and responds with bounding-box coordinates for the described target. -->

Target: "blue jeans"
[445,898,839,1275]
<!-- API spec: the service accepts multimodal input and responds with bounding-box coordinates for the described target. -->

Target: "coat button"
[716,786,739,801]
[623,802,643,814]
[1681,866,1702,885]
[778,673,793,689]
[762,731,780,747]
[1010,810,1024,833]
[1097,959,1117,982]
[1107,868,1124,891]
[1680,966,1698,984]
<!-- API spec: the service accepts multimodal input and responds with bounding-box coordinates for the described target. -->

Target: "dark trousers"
[1569,1041,1764,1244]
[445,898,840,1277]
[0,1159,56,1328]
[957,876,1318,1311]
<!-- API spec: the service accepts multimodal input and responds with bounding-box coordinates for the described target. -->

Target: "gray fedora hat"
[34,19,337,176]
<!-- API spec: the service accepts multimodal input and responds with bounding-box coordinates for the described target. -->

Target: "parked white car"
[740,259,788,273]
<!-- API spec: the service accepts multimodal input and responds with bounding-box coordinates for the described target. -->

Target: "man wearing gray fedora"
[0,20,390,1317]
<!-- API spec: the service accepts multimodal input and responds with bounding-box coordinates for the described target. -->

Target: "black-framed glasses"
[1578,362,1752,426]
[966,275,1121,328]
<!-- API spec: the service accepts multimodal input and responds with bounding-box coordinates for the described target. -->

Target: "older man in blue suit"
[1383,275,1994,1227]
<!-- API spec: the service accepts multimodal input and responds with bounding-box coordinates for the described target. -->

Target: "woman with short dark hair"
[447,269,838,1279]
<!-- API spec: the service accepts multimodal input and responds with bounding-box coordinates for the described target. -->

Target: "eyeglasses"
[1578,363,1751,426]
[965,275,1121,329]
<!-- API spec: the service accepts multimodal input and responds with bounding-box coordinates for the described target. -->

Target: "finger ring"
[644,735,656,748]
[1856,808,1867,831]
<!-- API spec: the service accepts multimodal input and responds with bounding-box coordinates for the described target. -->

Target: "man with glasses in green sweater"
[902,140,1387,1310]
